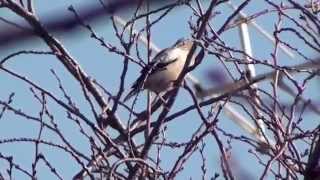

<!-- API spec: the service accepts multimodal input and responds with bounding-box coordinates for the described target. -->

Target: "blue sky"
[0,1,319,179]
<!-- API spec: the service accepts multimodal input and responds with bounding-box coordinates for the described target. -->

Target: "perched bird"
[123,38,194,102]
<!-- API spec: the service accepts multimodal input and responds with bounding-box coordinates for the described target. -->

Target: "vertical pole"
[238,16,267,143]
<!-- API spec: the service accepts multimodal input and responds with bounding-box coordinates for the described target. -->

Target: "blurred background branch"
[0,0,176,50]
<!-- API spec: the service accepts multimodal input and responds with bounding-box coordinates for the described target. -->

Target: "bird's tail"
[123,88,139,102]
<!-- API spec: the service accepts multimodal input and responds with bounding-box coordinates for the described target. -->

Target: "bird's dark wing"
[130,58,177,90]
[123,48,177,101]
[151,48,169,63]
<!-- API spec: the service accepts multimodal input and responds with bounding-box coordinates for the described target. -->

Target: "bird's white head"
[173,38,194,51]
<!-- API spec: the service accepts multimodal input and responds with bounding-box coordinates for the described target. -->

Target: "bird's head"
[173,38,194,51]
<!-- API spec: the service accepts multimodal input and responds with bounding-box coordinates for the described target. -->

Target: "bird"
[123,38,194,102]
